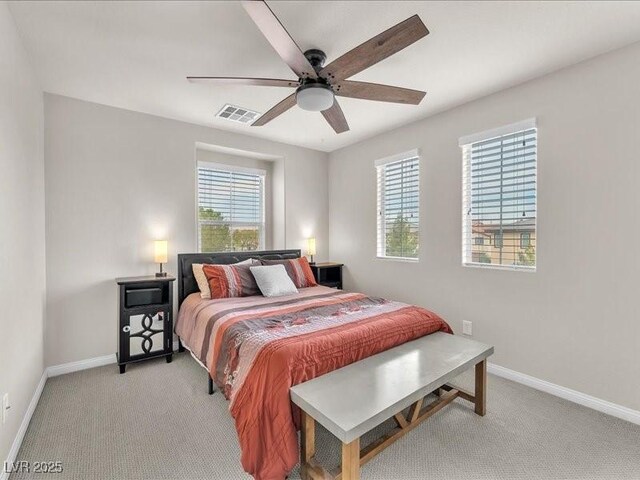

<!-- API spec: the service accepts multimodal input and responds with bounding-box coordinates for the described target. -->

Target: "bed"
[175,250,452,480]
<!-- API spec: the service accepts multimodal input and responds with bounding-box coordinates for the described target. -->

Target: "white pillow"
[250,264,298,298]
[192,258,258,299]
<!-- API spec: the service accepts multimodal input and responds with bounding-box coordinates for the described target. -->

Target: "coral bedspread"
[175,286,452,480]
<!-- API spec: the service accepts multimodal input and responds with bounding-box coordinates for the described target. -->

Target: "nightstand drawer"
[125,287,162,308]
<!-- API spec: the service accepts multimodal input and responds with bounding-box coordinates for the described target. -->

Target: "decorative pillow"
[261,257,317,288]
[202,263,261,299]
[250,265,298,298]
[192,258,259,299]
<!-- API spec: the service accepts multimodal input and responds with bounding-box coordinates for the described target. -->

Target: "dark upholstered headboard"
[177,249,301,308]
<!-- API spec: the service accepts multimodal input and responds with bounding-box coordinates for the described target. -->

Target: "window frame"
[196,161,266,253]
[375,149,420,262]
[460,119,537,272]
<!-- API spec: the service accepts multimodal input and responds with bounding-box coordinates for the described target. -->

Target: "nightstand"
[310,262,343,289]
[116,275,175,374]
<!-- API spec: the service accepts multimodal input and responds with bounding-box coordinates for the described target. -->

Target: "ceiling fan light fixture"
[296,83,334,112]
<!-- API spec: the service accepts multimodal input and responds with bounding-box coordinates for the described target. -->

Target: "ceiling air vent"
[216,104,261,124]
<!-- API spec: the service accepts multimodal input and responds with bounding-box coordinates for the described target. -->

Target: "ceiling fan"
[188,0,429,134]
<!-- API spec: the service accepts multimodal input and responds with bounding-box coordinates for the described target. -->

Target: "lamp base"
[156,263,167,277]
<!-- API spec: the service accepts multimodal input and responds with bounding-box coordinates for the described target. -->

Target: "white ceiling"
[9,1,640,152]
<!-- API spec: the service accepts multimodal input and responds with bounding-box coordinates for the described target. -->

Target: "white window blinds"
[197,163,265,252]
[376,152,420,260]
[461,121,537,270]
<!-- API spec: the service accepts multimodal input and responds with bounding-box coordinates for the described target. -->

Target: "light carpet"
[10,353,640,480]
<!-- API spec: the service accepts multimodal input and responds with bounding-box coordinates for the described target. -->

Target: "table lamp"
[307,237,316,265]
[154,240,168,277]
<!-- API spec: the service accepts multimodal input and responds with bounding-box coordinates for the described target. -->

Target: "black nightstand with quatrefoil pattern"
[116,275,175,373]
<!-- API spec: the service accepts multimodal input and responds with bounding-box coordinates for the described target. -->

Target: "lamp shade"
[154,240,168,264]
[307,237,316,256]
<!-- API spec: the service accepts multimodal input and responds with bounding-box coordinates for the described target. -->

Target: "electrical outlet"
[2,393,9,424]
[462,320,473,336]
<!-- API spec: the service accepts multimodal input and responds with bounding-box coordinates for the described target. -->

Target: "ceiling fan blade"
[321,100,349,134]
[242,0,317,80]
[187,77,299,88]
[320,15,428,82]
[335,80,426,105]
[252,93,297,126]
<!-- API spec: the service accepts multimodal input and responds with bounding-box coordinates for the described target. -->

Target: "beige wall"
[0,3,46,464]
[44,94,328,366]
[329,42,640,411]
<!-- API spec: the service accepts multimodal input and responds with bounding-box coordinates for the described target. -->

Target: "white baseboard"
[47,353,116,377]
[47,341,180,378]
[488,362,640,426]
[1,370,47,480]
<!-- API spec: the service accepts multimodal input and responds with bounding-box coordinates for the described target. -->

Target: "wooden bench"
[290,332,494,480]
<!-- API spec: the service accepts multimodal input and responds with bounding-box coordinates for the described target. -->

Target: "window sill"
[376,255,419,263]
[463,262,536,273]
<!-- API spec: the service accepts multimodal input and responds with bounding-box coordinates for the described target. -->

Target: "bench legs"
[299,393,458,480]
[475,359,487,416]
[301,411,361,480]
[301,411,315,468]
[341,439,360,480]
[299,359,488,479]
[440,358,487,416]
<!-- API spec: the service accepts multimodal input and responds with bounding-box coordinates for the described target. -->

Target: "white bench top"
[290,332,494,443]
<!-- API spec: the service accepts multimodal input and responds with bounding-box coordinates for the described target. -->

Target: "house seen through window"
[461,120,537,269]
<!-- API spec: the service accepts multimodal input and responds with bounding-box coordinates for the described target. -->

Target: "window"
[461,119,537,269]
[474,236,485,246]
[197,163,265,252]
[376,151,420,260]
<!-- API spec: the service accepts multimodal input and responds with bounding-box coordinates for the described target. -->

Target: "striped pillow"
[192,258,259,299]
[261,257,317,288]
[202,264,260,299]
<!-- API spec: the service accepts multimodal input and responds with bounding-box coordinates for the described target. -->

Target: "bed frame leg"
[208,375,215,395]
[178,338,185,353]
